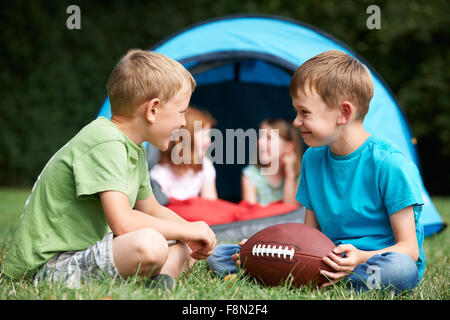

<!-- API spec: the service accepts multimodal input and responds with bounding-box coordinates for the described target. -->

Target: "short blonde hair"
[290,50,373,120]
[107,49,196,116]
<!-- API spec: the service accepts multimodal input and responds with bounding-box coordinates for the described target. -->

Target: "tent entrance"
[187,57,298,202]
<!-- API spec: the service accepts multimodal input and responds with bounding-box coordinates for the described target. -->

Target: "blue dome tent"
[97,14,444,238]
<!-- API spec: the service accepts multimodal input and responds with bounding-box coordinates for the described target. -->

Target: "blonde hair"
[290,50,374,120]
[107,49,196,116]
[159,106,216,175]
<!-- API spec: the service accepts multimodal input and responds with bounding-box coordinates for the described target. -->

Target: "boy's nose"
[293,117,303,128]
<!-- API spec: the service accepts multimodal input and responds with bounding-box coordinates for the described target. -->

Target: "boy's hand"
[231,238,247,273]
[320,244,366,287]
[184,221,217,260]
[187,240,215,260]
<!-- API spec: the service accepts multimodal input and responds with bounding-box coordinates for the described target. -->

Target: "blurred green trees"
[0,0,448,193]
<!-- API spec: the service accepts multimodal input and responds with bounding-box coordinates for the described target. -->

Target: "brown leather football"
[239,223,336,287]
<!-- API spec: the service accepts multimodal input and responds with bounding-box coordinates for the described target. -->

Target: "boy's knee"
[180,242,197,269]
[132,228,169,268]
[178,241,192,258]
[176,241,197,267]
[347,252,419,293]
[374,252,418,287]
[367,252,417,277]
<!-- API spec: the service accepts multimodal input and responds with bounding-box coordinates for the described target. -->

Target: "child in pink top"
[150,106,218,201]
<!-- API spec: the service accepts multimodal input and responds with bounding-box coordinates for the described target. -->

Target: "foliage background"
[1,0,449,194]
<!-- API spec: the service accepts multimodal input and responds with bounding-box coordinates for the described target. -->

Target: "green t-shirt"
[2,117,152,280]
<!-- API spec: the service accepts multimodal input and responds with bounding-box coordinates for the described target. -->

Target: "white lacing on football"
[251,244,295,260]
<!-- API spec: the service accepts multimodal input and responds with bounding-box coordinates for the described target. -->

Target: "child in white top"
[151,106,218,201]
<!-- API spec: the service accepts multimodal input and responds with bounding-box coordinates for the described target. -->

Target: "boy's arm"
[320,205,419,286]
[134,192,189,224]
[99,191,216,251]
[331,206,419,263]
[365,152,421,261]
[100,190,187,237]
[361,205,419,261]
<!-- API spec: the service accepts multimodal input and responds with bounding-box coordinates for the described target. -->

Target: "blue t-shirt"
[296,135,425,280]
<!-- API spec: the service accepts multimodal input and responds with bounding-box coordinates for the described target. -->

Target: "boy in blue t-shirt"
[208,50,424,293]
[289,50,425,291]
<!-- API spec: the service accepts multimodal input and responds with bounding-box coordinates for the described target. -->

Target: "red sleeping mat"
[165,197,299,226]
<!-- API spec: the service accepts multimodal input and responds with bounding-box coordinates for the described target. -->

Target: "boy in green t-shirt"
[2,49,216,289]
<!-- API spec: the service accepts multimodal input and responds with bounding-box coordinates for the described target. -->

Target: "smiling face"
[291,86,341,148]
[146,86,191,151]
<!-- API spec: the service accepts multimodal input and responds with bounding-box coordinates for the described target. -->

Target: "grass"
[0,188,448,300]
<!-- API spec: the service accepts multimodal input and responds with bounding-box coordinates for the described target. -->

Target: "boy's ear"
[337,101,353,125]
[144,98,160,124]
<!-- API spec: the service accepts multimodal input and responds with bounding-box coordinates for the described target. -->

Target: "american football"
[239,223,336,287]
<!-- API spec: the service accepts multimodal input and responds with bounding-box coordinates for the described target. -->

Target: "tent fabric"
[97,14,444,236]
[192,59,293,87]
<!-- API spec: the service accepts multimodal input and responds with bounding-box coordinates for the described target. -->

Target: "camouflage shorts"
[34,232,122,289]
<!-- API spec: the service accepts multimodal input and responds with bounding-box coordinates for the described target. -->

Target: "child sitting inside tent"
[241,118,303,206]
[156,114,302,226]
[150,106,218,201]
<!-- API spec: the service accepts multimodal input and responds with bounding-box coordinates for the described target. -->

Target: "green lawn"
[0,188,448,300]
